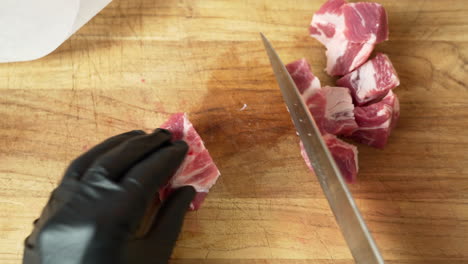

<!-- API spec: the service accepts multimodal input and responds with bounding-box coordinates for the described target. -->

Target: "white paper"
[0,0,112,63]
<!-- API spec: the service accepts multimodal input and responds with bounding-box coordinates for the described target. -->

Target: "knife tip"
[259,32,266,41]
[259,32,269,47]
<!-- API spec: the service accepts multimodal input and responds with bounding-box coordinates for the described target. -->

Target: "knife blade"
[260,33,385,264]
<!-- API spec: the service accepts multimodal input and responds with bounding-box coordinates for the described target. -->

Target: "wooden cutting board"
[1,0,467,263]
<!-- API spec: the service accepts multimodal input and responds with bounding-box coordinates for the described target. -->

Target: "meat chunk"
[285,58,321,94]
[322,86,358,136]
[286,59,326,134]
[286,59,357,136]
[159,113,220,210]
[337,53,400,105]
[343,3,389,44]
[304,91,328,134]
[351,90,400,148]
[286,58,359,182]
[309,0,388,76]
[300,134,359,183]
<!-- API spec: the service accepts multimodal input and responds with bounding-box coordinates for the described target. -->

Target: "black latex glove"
[23,129,196,264]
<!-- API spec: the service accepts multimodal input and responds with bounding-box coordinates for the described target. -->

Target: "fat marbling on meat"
[351,90,400,148]
[309,0,388,76]
[286,58,327,134]
[285,58,321,93]
[337,53,400,105]
[287,58,359,182]
[286,59,357,136]
[322,86,358,136]
[159,113,220,210]
[300,134,359,183]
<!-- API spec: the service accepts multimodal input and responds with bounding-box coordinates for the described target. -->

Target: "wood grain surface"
[1,0,468,263]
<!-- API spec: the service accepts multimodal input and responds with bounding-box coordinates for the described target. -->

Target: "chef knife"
[260,33,385,264]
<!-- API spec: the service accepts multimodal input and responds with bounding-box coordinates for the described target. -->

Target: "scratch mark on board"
[91,91,99,131]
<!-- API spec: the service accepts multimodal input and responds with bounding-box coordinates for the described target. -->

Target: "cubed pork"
[159,113,220,210]
[287,58,359,183]
[337,53,400,105]
[351,90,400,148]
[286,59,357,136]
[300,134,359,183]
[322,86,358,136]
[285,58,321,93]
[286,58,327,134]
[309,0,388,76]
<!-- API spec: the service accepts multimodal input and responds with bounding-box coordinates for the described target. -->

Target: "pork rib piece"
[286,59,357,136]
[159,113,220,210]
[285,59,327,134]
[322,86,358,136]
[351,90,400,148]
[285,58,321,93]
[300,134,359,183]
[309,0,388,76]
[337,53,400,105]
[286,58,359,182]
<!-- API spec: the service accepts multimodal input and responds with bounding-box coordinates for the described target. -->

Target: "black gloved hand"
[23,129,196,264]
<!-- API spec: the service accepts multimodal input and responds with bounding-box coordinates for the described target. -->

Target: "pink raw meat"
[337,53,400,105]
[286,59,357,136]
[285,58,321,94]
[159,113,220,210]
[351,90,400,148]
[286,59,326,133]
[322,86,358,136]
[309,0,388,76]
[304,91,328,135]
[300,134,359,183]
[343,3,389,43]
[287,58,359,182]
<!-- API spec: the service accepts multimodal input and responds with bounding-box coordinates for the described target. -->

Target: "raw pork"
[300,134,359,183]
[351,90,400,148]
[160,113,220,210]
[286,59,326,134]
[286,59,357,136]
[285,58,321,93]
[322,86,358,136]
[287,58,359,182]
[337,53,400,105]
[309,0,388,76]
